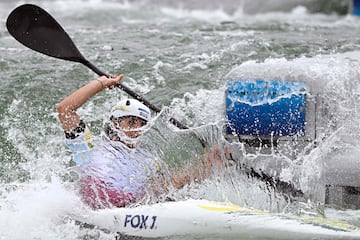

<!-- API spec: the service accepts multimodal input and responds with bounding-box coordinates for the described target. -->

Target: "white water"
[0,0,360,239]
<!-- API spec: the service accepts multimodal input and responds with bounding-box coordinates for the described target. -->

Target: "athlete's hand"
[205,146,225,167]
[98,74,124,89]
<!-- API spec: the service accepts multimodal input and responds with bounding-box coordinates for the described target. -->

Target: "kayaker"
[57,74,221,209]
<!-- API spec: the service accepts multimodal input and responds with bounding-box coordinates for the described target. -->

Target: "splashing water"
[0,0,360,239]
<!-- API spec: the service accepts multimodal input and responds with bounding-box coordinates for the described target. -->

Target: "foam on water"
[0,178,82,239]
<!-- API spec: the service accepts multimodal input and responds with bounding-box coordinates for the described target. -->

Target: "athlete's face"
[112,116,147,138]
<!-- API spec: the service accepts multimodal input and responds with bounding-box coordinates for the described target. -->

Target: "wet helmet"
[110,99,151,122]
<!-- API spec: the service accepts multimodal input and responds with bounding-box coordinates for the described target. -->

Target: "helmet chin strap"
[115,130,140,148]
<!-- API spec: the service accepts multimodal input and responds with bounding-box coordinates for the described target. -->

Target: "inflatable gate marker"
[225,80,306,138]
[352,0,360,16]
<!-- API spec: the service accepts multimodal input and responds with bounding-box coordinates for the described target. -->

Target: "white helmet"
[110,99,151,122]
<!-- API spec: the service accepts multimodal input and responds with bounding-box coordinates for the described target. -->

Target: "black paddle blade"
[6,4,84,63]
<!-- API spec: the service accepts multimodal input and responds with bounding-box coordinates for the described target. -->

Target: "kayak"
[74,199,360,239]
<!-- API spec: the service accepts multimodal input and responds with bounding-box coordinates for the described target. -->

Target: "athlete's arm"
[169,146,226,189]
[57,74,124,131]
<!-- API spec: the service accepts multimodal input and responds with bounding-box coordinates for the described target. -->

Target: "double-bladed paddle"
[6,4,304,198]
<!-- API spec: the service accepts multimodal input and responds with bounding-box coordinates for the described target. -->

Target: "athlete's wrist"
[97,78,105,89]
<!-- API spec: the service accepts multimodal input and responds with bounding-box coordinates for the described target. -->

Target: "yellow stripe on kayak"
[197,201,359,232]
[197,201,266,214]
[298,216,359,232]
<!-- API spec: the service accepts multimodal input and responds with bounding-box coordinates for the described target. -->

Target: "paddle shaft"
[82,57,190,131]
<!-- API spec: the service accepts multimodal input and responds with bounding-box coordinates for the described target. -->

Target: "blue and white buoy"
[225,79,307,140]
